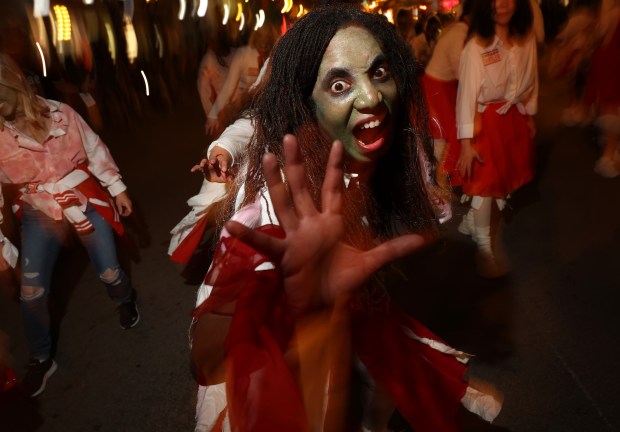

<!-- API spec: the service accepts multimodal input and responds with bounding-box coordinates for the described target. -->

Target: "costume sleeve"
[208,49,244,121]
[70,104,127,197]
[206,117,255,166]
[524,38,539,116]
[456,42,482,139]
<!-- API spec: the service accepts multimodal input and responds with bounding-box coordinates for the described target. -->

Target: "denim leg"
[20,205,67,360]
[78,205,133,304]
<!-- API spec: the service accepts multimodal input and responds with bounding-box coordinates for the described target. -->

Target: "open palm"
[225,134,426,316]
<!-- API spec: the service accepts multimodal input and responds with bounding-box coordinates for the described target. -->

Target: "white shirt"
[425,21,469,81]
[456,34,538,139]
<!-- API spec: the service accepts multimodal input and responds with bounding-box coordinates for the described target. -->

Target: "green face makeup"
[311,26,398,165]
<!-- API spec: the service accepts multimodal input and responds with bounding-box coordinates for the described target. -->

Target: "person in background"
[412,15,443,65]
[0,54,139,397]
[422,0,476,188]
[396,8,417,48]
[455,0,538,277]
[197,29,237,137]
[583,0,620,177]
[205,25,279,137]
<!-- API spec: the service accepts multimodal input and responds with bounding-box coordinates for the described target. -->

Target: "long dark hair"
[468,0,533,42]
[226,6,440,247]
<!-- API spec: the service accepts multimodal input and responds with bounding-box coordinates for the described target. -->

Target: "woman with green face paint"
[190,6,502,432]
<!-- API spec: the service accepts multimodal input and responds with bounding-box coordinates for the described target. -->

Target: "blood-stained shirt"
[0,98,126,233]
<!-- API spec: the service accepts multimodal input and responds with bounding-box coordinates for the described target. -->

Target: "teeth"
[361,119,381,129]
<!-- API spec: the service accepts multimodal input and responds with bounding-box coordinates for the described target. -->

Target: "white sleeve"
[456,42,482,139]
[73,105,127,196]
[206,117,255,166]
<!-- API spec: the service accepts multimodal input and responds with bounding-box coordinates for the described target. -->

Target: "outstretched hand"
[225,134,426,316]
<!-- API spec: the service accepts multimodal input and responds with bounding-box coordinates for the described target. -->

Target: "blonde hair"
[0,54,49,130]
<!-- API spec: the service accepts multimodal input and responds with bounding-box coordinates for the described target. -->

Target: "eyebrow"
[319,53,388,89]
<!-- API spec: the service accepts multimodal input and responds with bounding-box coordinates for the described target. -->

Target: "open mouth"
[352,112,391,151]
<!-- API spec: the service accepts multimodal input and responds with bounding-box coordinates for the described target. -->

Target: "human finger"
[225,220,285,261]
[358,234,427,282]
[218,157,230,173]
[321,140,344,215]
[263,152,298,231]
[190,158,209,173]
[282,134,318,217]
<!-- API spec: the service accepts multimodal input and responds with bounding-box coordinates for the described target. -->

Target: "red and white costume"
[0,99,126,265]
[456,34,538,198]
[191,184,501,432]
[422,21,469,186]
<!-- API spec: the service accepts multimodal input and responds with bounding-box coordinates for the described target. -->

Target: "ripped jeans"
[20,203,132,360]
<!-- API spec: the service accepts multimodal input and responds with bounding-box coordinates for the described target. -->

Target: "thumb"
[362,234,427,276]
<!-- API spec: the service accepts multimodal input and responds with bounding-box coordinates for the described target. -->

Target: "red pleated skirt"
[421,74,463,186]
[462,103,535,197]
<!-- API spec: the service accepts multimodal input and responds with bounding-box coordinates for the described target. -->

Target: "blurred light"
[197,0,208,17]
[178,0,187,20]
[254,9,265,30]
[235,2,242,21]
[419,4,427,10]
[384,9,393,23]
[33,0,50,18]
[104,22,117,63]
[223,4,230,25]
[141,70,150,96]
[83,0,94,4]
[239,12,245,30]
[154,24,164,58]
[35,42,47,77]
[124,17,139,63]
[53,5,72,42]
[281,0,293,14]
[297,4,304,17]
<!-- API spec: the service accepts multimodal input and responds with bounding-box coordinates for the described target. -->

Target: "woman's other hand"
[114,192,133,217]
[190,147,235,183]
[457,138,483,179]
[225,134,426,316]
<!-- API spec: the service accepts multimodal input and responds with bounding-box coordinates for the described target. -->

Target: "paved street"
[1,54,619,432]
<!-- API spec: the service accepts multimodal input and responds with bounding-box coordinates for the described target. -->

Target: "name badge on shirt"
[481,49,501,66]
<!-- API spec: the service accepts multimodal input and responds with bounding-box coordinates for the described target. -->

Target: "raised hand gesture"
[225,134,427,316]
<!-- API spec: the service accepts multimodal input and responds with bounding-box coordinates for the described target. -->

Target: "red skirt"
[421,75,463,186]
[462,104,535,197]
